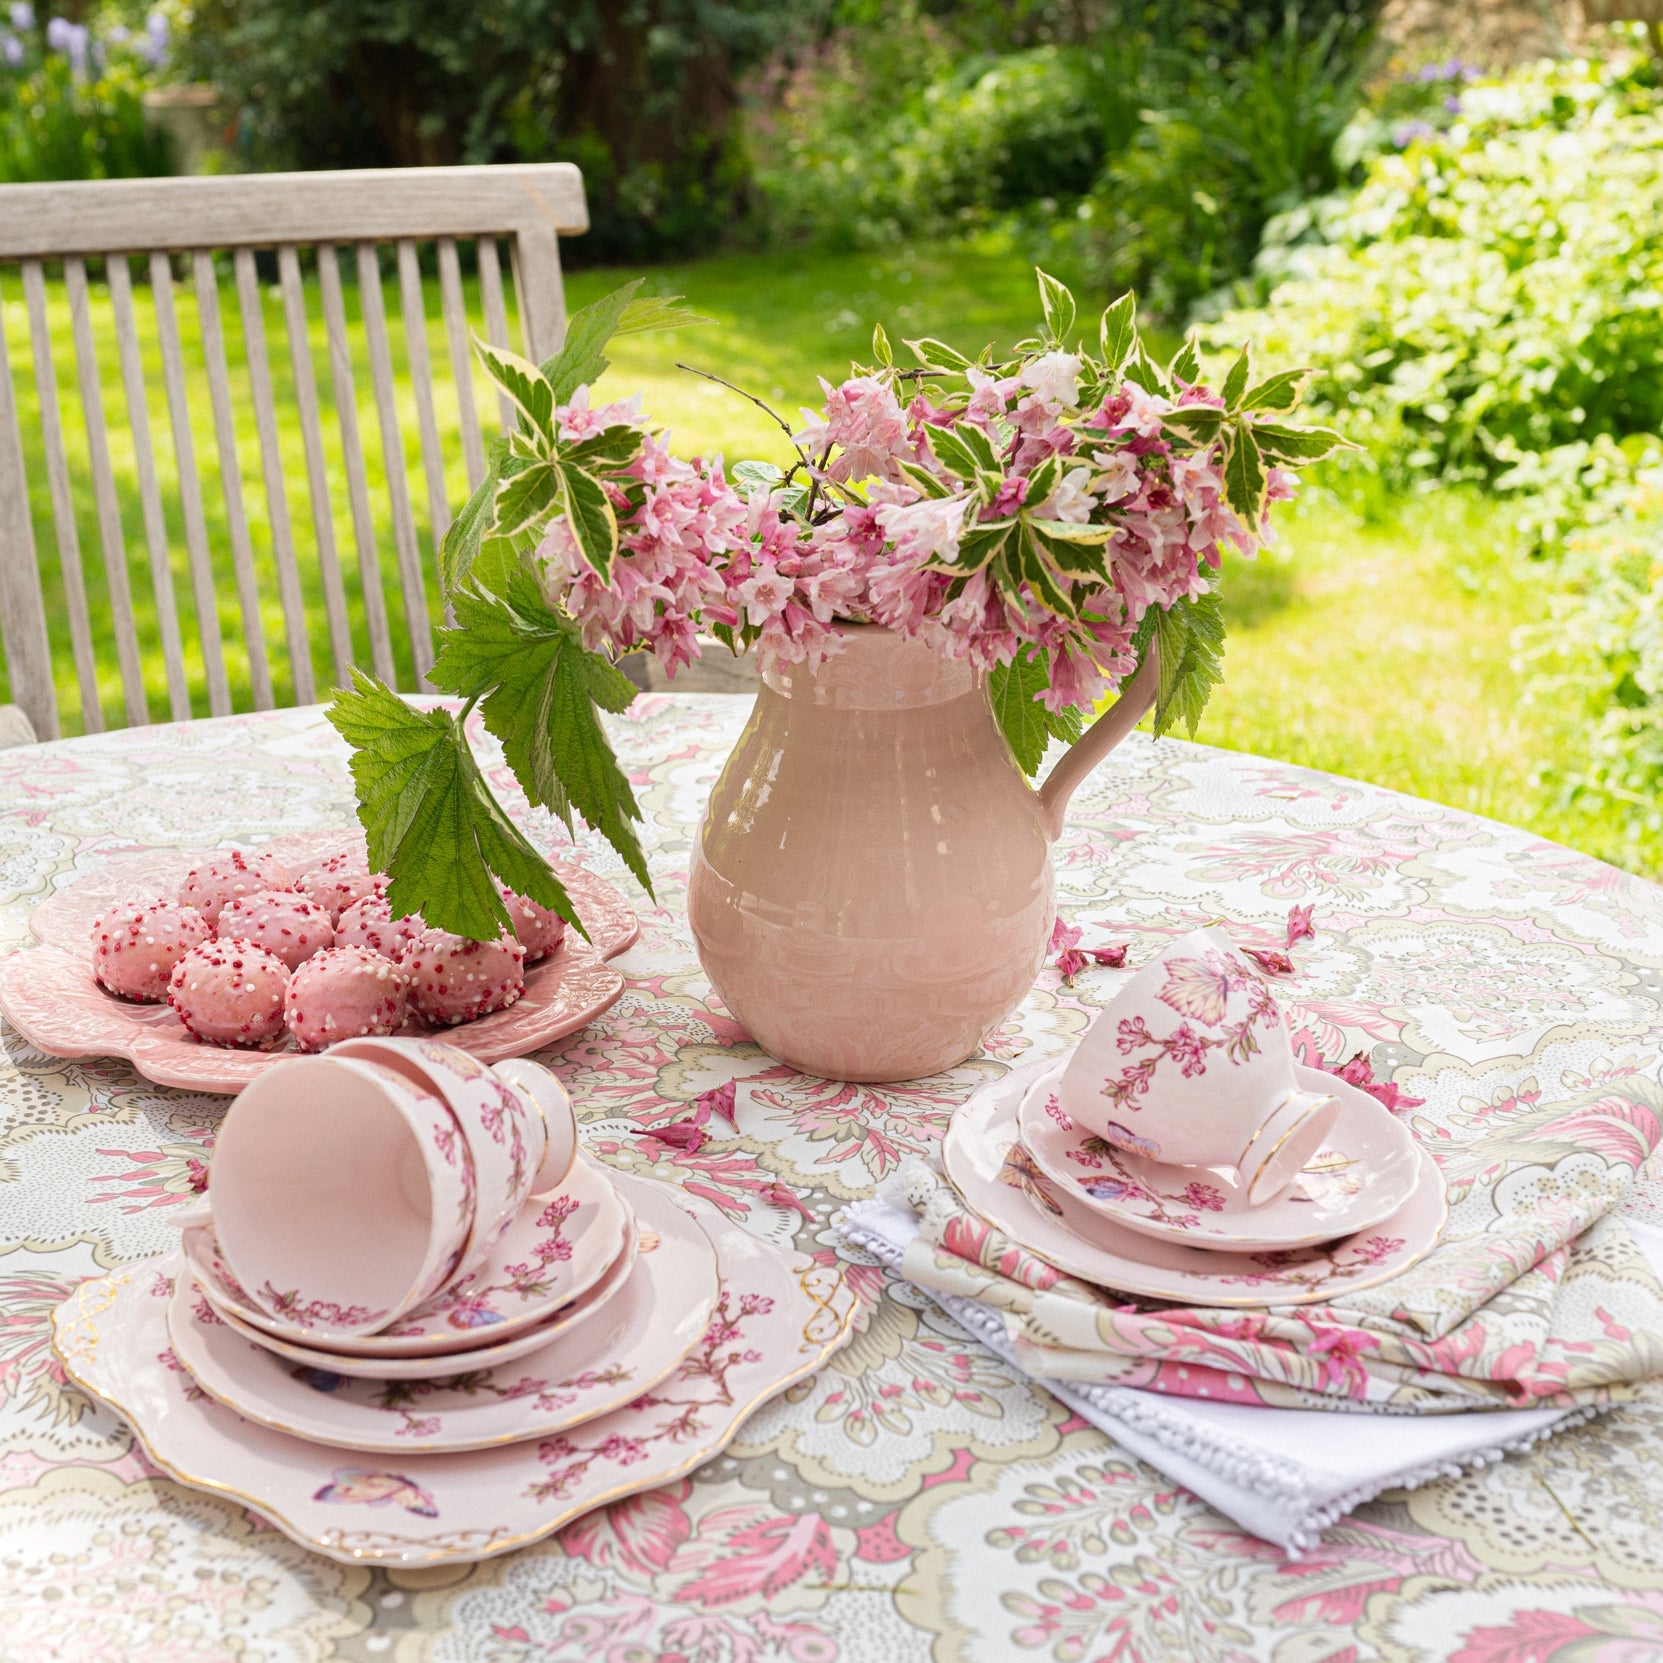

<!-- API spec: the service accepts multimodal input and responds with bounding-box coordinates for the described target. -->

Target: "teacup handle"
[165,1199,214,1231]
[491,1058,579,1192]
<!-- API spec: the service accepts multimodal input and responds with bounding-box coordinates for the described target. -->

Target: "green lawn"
[2,238,1648,877]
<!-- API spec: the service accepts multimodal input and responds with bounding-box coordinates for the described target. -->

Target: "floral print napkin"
[902,1072,1663,1412]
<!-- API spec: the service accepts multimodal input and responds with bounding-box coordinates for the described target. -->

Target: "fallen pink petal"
[1285,903,1317,949]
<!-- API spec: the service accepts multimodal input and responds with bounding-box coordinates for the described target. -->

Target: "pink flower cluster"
[534,360,1293,715]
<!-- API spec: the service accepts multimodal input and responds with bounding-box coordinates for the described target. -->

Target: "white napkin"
[835,1196,1663,1554]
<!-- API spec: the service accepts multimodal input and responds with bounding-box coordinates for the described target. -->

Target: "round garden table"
[1,696,1661,1662]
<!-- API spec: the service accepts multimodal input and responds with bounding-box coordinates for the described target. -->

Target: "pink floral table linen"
[0,696,1661,1661]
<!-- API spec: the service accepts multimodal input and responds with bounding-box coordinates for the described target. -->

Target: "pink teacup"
[330,1037,577,1280]
[207,1054,476,1337]
[1057,926,1339,1206]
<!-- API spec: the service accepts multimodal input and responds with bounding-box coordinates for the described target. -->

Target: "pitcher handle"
[1034,638,1160,841]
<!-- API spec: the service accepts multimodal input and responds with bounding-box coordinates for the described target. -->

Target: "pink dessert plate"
[0,829,639,1092]
[185,1154,633,1356]
[52,1182,857,1567]
[1017,1058,1421,1252]
[166,1175,719,1452]
[942,1059,1446,1307]
[204,1216,644,1381]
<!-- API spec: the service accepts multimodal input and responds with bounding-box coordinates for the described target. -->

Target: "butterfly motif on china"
[1156,951,1244,1026]
[295,1367,346,1393]
[312,1467,439,1517]
[1099,1122,1161,1159]
[997,1143,1064,1217]
[444,1299,506,1330]
[1082,1176,1147,1204]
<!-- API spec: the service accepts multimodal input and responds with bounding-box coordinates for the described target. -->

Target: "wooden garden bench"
[0,164,586,741]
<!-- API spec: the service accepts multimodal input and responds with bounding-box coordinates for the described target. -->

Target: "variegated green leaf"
[1222,427,1268,527]
[1221,342,1253,411]
[1099,292,1137,373]
[1250,421,1354,463]
[556,464,619,583]
[1241,368,1313,413]
[474,337,556,442]
[1037,269,1077,343]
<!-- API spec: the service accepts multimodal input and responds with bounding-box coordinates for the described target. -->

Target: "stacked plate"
[943,1057,1447,1307]
[51,1042,858,1566]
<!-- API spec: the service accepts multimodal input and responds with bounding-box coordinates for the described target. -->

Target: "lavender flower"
[0,29,20,64]
[44,15,88,76]
[8,3,32,31]
[1393,120,1435,149]
[140,8,168,67]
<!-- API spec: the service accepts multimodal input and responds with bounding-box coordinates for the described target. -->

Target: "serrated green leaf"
[474,337,556,442]
[871,320,893,367]
[610,293,713,340]
[1222,427,1268,527]
[905,335,973,371]
[490,460,560,541]
[1036,268,1076,343]
[1241,368,1312,413]
[1221,343,1253,411]
[441,465,499,591]
[1099,292,1137,374]
[1169,334,1201,385]
[538,279,643,402]
[1150,590,1226,739]
[556,464,619,583]
[988,649,1084,776]
[1250,421,1354,462]
[325,671,576,941]
[429,549,651,901]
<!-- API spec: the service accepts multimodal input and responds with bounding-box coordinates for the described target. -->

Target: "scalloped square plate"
[0,831,639,1092]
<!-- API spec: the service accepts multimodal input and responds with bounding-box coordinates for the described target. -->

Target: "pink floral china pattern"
[184,1155,633,1355]
[7,701,1663,1659]
[0,830,639,1092]
[202,1219,643,1382]
[54,1185,855,1566]
[165,1172,719,1452]
[946,1061,1446,1304]
[1017,1058,1423,1250]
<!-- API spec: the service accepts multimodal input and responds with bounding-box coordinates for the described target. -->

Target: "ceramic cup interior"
[326,1037,578,1281]
[210,1055,469,1336]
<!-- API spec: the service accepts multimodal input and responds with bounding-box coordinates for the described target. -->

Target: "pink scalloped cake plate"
[1016,1058,1422,1252]
[0,831,639,1092]
[942,1058,1446,1308]
[166,1173,718,1452]
[52,1180,858,1567]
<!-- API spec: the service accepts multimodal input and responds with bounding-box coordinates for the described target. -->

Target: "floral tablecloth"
[2,696,1662,1663]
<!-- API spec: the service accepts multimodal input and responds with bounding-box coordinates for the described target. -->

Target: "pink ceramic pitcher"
[687,625,1159,1082]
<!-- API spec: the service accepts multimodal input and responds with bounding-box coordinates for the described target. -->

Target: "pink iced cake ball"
[499,886,567,963]
[298,862,386,927]
[335,895,423,963]
[177,850,293,927]
[217,889,336,972]
[284,945,409,1052]
[167,939,291,1049]
[404,928,527,1027]
[90,900,211,1003]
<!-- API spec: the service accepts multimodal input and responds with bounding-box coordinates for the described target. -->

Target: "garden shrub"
[1204,50,1663,488]
[0,7,175,182]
